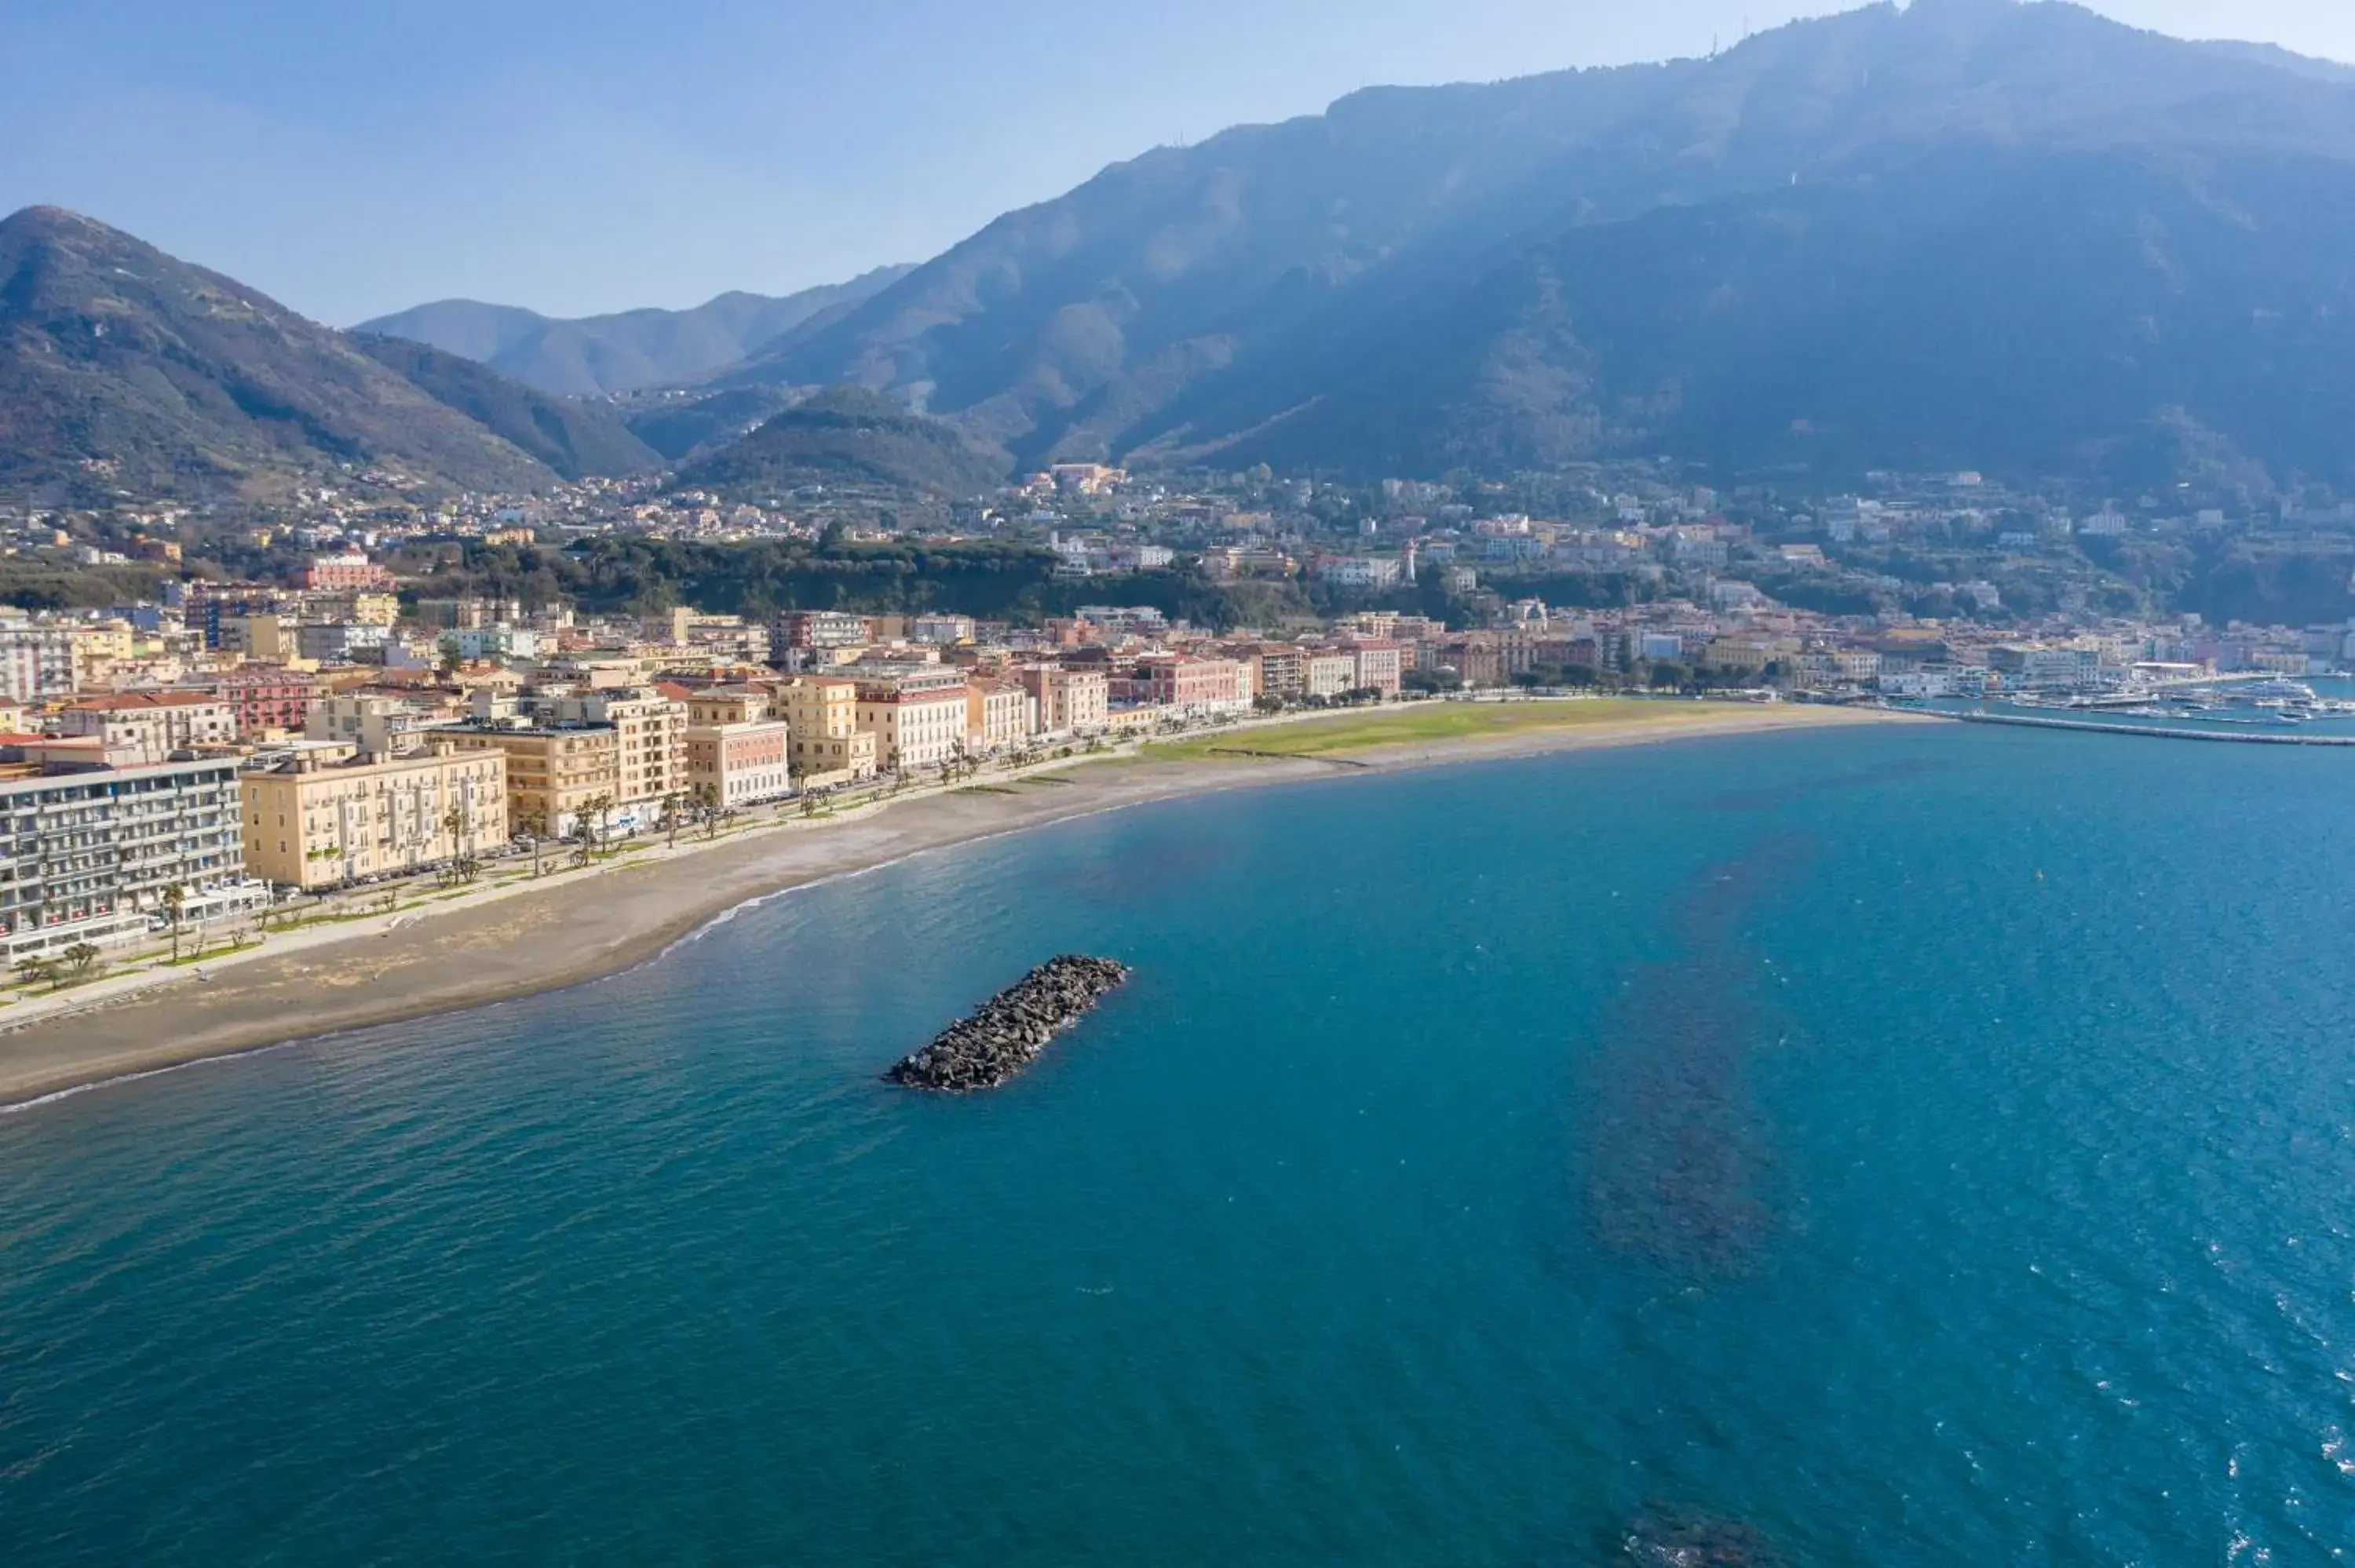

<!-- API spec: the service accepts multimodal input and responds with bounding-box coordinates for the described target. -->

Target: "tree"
[62,942,101,982]
[161,881,188,962]
[440,804,473,885]
[660,792,685,848]
[575,794,615,863]
[16,957,57,992]
[692,782,721,838]
[1648,660,1692,691]
[517,807,547,877]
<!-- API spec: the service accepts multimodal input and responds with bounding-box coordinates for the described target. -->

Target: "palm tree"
[440,804,470,884]
[62,942,101,983]
[575,794,615,864]
[161,881,188,962]
[660,792,685,848]
[517,807,547,877]
[692,782,721,839]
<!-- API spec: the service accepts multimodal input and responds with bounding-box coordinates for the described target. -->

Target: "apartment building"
[1302,651,1358,698]
[539,688,687,811]
[685,718,793,808]
[445,724,621,839]
[1344,640,1406,697]
[0,755,254,960]
[1015,665,1110,735]
[1241,643,1305,700]
[967,680,1034,753]
[212,665,320,737]
[1137,656,1252,716]
[302,553,395,592]
[0,622,75,703]
[853,667,970,771]
[242,744,509,892]
[57,692,239,763]
[774,676,878,785]
[307,695,436,757]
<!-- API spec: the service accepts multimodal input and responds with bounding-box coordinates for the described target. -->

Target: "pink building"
[1137,656,1251,715]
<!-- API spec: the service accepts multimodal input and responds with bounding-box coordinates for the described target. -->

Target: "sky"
[4,0,2352,325]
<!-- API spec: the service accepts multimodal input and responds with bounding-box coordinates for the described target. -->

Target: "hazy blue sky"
[4,0,2349,323]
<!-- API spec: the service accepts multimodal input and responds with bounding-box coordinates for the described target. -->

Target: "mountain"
[670,385,1008,498]
[0,206,660,498]
[356,267,915,396]
[726,0,2355,488]
[348,334,658,480]
[621,386,809,462]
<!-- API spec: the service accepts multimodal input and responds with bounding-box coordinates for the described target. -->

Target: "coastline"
[0,704,1904,1111]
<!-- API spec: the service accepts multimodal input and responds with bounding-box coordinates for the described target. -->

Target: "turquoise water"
[3,727,2353,1563]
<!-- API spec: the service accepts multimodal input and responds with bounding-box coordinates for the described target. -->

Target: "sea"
[2,723,2351,1565]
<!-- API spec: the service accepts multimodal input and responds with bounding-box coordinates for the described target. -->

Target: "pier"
[1952,712,2355,746]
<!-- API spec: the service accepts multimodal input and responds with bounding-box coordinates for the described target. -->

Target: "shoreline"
[0,704,1904,1113]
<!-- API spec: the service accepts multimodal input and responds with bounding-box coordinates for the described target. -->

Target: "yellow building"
[775,676,878,785]
[345,593,402,627]
[967,679,1034,753]
[444,725,620,838]
[68,621,136,688]
[243,744,509,891]
[540,689,685,810]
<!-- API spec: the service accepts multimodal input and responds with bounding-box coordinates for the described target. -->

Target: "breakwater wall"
[1954,713,2355,746]
[885,956,1131,1092]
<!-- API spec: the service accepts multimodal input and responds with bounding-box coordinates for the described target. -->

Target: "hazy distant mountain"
[357,268,915,397]
[0,206,659,498]
[621,386,809,463]
[671,385,1007,498]
[349,334,659,480]
[726,0,2355,488]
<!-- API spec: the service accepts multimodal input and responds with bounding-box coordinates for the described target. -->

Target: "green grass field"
[1139,698,1748,763]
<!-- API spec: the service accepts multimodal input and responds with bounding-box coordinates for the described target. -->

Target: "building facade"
[1014,666,1110,735]
[0,622,76,704]
[445,725,621,839]
[685,720,794,808]
[966,680,1034,753]
[213,665,320,737]
[0,757,254,959]
[57,693,239,763]
[853,668,970,771]
[775,677,878,784]
[242,745,509,892]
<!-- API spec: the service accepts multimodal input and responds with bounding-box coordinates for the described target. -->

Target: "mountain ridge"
[0,205,659,498]
[356,266,915,396]
[721,0,2355,489]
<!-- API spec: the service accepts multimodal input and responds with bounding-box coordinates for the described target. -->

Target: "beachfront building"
[241,745,509,892]
[1302,651,1358,699]
[683,689,794,809]
[0,753,259,960]
[537,688,688,822]
[853,667,970,771]
[1137,655,1252,717]
[1345,640,1406,697]
[56,692,239,764]
[1014,665,1109,737]
[444,724,621,841]
[774,676,878,786]
[967,680,1034,753]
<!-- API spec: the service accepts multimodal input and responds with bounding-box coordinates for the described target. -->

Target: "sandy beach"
[0,702,1904,1109]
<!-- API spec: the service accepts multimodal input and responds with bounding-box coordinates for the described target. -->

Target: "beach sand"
[0,704,1904,1108]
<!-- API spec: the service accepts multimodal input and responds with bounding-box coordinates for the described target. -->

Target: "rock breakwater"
[885,956,1131,1092]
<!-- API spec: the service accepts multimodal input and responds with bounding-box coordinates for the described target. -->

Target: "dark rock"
[885,956,1130,1092]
